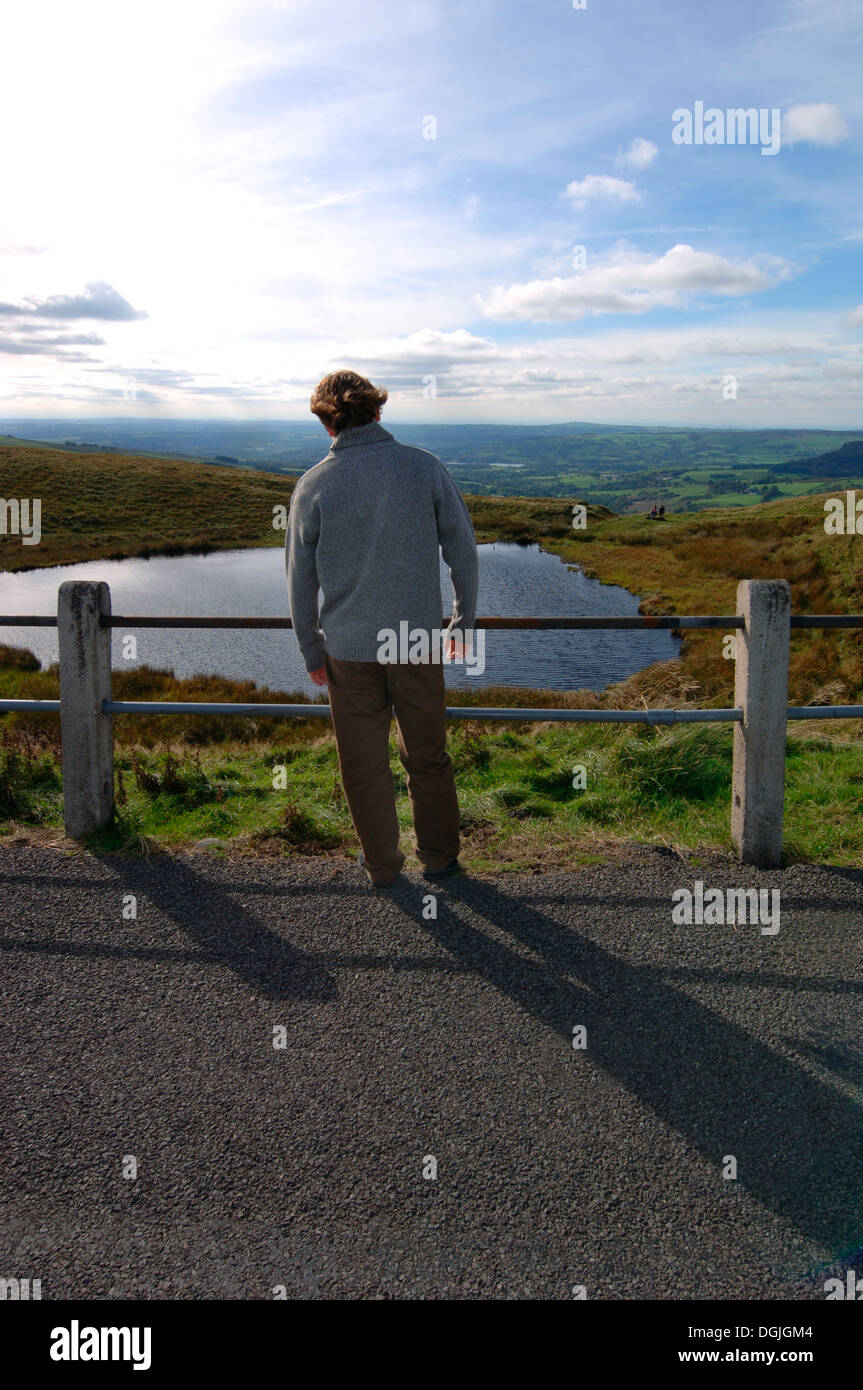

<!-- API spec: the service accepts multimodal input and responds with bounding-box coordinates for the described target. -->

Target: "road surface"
[1,841,862,1299]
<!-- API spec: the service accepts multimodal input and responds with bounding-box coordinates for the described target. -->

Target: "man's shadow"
[389,872,863,1265]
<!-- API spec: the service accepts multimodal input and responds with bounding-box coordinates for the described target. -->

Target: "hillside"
[773,439,863,478]
[0,438,611,572]
[1,438,861,709]
[0,441,291,571]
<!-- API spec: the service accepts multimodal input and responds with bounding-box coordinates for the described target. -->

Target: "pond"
[0,542,680,695]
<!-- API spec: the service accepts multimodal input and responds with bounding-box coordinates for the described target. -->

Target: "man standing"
[286,370,479,887]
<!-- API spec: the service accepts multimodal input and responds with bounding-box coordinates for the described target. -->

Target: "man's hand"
[309,667,327,687]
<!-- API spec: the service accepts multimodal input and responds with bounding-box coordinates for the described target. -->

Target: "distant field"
[2,419,861,512]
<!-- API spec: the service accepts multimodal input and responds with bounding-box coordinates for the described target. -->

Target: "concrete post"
[731,579,791,867]
[58,581,114,837]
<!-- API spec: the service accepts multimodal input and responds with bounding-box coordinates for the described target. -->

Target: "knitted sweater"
[285,421,479,671]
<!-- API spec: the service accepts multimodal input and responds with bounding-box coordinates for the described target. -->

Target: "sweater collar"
[330,421,393,450]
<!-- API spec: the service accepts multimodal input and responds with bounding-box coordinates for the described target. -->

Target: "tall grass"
[5,701,862,866]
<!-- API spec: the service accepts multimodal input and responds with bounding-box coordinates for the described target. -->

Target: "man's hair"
[310,370,388,434]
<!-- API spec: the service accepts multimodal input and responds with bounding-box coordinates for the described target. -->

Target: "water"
[0,542,679,695]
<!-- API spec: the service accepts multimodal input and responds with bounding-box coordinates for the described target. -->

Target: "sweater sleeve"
[432,459,479,634]
[286,485,325,671]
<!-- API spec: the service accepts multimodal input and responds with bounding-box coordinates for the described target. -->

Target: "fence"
[2,578,862,868]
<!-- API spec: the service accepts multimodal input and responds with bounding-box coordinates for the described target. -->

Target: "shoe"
[422,858,464,879]
[357,851,400,888]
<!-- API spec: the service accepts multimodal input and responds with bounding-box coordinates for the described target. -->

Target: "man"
[286,370,479,887]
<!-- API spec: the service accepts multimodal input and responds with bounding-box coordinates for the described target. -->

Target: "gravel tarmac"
[1,841,862,1300]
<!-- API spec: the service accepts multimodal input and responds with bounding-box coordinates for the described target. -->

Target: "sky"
[0,0,861,426]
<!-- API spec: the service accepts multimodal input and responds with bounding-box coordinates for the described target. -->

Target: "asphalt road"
[1,841,862,1300]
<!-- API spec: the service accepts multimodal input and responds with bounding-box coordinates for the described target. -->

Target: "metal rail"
[3,613,863,629]
[98,701,743,724]
[2,612,861,723]
[5,698,861,721]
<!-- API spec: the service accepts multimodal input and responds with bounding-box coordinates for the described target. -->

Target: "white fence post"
[58,581,114,837]
[731,579,791,868]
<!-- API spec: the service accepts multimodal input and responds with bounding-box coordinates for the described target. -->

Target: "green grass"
[3,713,863,867]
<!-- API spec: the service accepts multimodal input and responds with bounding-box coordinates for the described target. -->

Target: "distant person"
[658,504,665,519]
[286,370,479,887]
[648,503,658,519]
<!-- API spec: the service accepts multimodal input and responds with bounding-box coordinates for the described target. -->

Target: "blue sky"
[0,0,861,425]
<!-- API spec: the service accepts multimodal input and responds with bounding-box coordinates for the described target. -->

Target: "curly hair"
[309,370,388,434]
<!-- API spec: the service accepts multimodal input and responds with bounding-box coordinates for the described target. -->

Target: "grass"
[2,696,863,866]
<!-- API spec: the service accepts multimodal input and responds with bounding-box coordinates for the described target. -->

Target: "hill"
[0,440,292,571]
[1,438,861,710]
[3,441,861,864]
[773,439,863,478]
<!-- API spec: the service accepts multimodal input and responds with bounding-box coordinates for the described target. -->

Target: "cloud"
[0,314,108,360]
[478,243,794,322]
[0,281,148,321]
[0,339,99,360]
[783,102,849,146]
[842,304,863,327]
[0,241,47,255]
[563,174,641,208]
[329,327,499,368]
[615,137,658,171]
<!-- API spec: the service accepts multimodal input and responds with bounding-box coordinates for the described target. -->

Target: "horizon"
[2,416,863,435]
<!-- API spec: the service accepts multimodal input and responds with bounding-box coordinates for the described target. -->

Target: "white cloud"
[615,137,658,171]
[842,304,863,327]
[563,174,641,208]
[6,310,862,425]
[783,102,849,146]
[478,244,795,322]
[327,328,498,368]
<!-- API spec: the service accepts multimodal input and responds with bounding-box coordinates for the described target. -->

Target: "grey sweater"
[286,421,479,671]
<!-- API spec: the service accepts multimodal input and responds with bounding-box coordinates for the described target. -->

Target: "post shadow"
[94,852,337,1003]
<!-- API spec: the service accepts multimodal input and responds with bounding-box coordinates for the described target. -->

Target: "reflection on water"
[0,542,680,695]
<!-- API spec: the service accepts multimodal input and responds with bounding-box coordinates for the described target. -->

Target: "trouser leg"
[323,652,406,885]
[388,660,460,872]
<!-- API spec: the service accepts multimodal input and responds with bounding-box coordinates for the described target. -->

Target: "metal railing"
[1,580,861,865]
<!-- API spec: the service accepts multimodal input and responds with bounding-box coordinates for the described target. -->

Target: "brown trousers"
[323,652,461,885]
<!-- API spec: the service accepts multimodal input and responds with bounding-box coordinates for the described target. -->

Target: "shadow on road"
[92,852,338,1003]
[387,872,863,1265]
